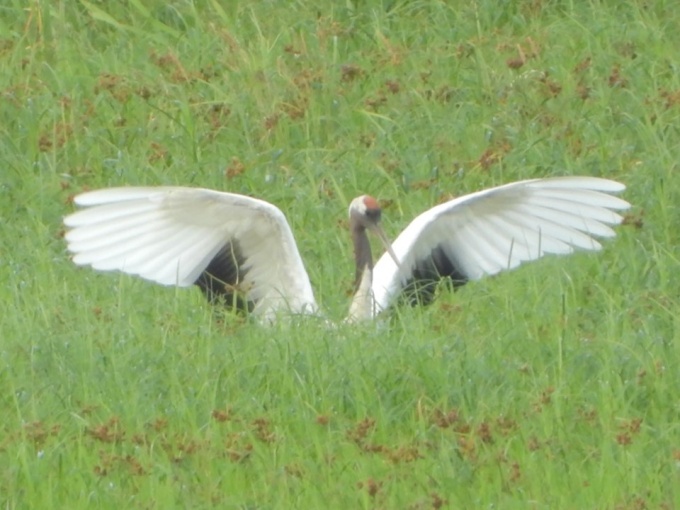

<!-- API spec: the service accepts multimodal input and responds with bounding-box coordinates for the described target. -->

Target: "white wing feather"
[371,177,630,314]
[64,187,318,319]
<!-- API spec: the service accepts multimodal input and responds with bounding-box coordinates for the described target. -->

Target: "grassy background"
[1,0,679,508]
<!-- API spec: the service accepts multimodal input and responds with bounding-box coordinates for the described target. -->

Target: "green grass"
[1,0,679,508]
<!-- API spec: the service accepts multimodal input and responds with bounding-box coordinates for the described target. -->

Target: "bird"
[63,176,630,323]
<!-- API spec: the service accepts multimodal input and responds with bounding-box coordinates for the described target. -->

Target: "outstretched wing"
[64,187,318,320]
[371,176,630,313]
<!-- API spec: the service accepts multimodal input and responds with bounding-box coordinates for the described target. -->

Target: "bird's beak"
[369,223,401,267]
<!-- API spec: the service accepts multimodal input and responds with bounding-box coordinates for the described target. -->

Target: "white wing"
[64,187,318,320]
[371,176,630,313]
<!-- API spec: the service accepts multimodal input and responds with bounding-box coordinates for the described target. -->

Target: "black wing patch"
[401,245,468,306]
[194,241,254,313]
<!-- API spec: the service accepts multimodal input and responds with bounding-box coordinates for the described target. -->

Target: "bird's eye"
[365,208,381,222]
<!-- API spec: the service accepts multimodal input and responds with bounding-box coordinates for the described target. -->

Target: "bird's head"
[349,195,400,267]
[349,195,382,229]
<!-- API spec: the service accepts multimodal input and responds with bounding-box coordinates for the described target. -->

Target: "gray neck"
[351,225,372,291]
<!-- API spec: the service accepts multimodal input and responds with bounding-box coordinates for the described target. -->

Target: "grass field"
[1,0,679,508]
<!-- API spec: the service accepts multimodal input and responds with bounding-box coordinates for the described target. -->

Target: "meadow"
[1,0,679,508]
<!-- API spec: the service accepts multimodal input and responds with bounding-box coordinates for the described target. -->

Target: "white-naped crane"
[63,176,630,323]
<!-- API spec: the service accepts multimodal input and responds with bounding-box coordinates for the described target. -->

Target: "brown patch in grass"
[225,434,253,462]
[22,421,60,448]
[659,89,680,109]
[149,50,202,83]
[540,73,562,98]
[478,140,512,170]
[212,409,232,423]
[577,85,591,101]
[280,95,308,119]
[94,450,147,477]
[431,492,448,509]
[357,477,382,498]
[346,417,376,445]
[387,445,423,464]
[508,461,521,483]
[285,463,304,478]
[225,157,245,180]
[341,64,364,83]
[476,421,493,444]
[384,79,400,94]
[429,407,460,429]
[38,121,73,152]
[264,113,280,131]
[615,418,642,446]
[87,416,124,444]
[148,141,170,164]
[574,57,592,74]
[457,435,477,461]
[506,38,540,69]
[365,93,387,110]
[205,103,231,132]
[252,417,276,443]
[608,65,628,88]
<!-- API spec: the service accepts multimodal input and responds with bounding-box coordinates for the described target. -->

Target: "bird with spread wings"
[63,176,630,322]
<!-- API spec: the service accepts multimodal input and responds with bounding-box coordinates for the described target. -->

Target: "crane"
[63,176,630,322]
